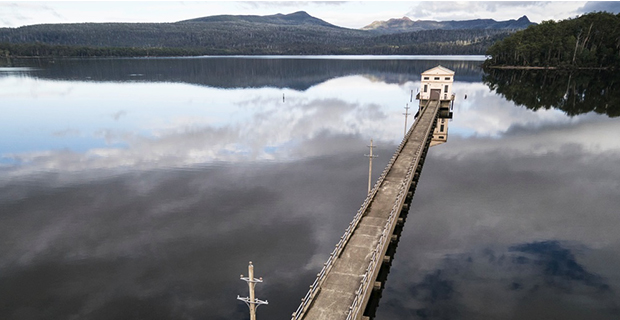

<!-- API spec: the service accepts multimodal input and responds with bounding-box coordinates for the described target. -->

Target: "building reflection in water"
[430,117,450,147]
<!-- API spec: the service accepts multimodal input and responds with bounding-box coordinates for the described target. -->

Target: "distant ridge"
[363,15,534,33]
[179,11,339,28]
[0,10,518,57]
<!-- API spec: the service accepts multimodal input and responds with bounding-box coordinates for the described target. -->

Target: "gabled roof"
[422,65,455,76]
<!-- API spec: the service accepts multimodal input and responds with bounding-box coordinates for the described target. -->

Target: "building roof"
[422,65,455,76]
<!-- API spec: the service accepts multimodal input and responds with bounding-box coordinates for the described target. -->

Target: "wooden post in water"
[237,262,268,320]
[365,139,377,194]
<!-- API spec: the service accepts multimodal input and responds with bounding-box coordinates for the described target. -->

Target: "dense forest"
[361,29,508,55]
[0,29,512,57]
[0,29,510,57]
[0,12,519,57]
[484,12,620,69]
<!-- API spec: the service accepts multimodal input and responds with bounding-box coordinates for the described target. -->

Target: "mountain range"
[180,11,341,28]
[0,11,534,57]
[363,15,534,33]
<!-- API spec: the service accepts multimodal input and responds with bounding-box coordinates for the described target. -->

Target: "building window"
[439,136,445,139]
[440,125,444,132]
[434,77,440,80]
[444,85,449,93]
[445,77,451,80]
[424,84,428,93]
[423,77,429,80]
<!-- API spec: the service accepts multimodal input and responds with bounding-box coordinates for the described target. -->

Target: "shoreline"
[486,65,612,71]
[3,54,488,60]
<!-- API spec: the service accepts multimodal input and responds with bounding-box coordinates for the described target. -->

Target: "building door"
[430,89,441,100]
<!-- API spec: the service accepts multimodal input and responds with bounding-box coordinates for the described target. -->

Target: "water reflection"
[1,57,620,320]
[380,241,618,319]
[0,161,369,320]
[1,57,485,90]
[0,75,410,173]
[483,69,620,118]
[375,111,620,319]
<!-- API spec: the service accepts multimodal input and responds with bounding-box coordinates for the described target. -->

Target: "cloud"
[0,72,404,318]
[0,136,377,319]
[110,110,127,121]
[3,58,620,319]
[239,1,347,10]
[0,1,591,29]
[370,108,620,319]
[4,111,620,319]
[450,82,579,137]
[2,86,396,176]
[51,128,80,138]
[405,1,584,23]
[438,115,620,158]
[579,1,620,14]
[378,241,618,319]
[3,48,620,320]
[0,2,67,27]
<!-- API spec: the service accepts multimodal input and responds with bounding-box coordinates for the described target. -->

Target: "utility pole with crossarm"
[365,139,378,194]
[403,103,411,137]
[237,261,268,320]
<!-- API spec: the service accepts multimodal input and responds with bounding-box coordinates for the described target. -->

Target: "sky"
[1,1,619,29]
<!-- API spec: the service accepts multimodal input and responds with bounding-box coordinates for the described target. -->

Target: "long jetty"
[291,98,442,320]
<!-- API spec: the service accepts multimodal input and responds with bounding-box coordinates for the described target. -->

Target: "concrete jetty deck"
[292,99,441,320]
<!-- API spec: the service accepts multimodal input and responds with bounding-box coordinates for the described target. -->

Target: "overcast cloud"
[0,1,608,29]
[579,1,620,14]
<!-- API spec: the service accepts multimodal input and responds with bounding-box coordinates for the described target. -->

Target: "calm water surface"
[1,56,619,320]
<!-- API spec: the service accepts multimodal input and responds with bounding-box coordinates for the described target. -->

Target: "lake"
[1,56,619,320]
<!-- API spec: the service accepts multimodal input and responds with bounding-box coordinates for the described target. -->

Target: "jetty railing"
[291,100,436,320]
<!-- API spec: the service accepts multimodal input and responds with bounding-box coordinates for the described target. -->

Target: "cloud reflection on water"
[375,110,620,319]
[379,241,619,320]
[1,75,404,175]
[2,76,610,177]
[2,58,620,320]
[0,150,377,319]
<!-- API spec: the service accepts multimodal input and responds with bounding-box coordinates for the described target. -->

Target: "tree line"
[0,20,514,57]
[484,12,620,69]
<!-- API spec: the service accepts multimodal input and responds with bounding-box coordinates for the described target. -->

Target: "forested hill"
[363,15,534,34]
[0,11,520,57]
[484,12,620,69]
[179,11,339,28]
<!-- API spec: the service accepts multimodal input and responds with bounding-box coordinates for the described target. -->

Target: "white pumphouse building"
[419,65,455,101]
[416,65,455,147]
